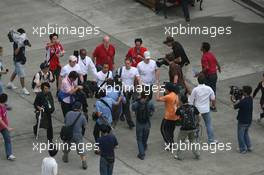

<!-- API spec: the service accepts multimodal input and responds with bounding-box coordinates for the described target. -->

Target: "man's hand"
[8,127,14,132]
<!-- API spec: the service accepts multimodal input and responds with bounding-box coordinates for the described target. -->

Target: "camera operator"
[137,51,159,101]
[233,86,253,154]
[77,48,97,82]
[117,58,140,129]
[7,28,31,95]
[161,37,190,72]
[253,73,264,122]
[126,38,148,67]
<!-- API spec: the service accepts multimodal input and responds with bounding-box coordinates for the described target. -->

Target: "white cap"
[69,55,77,62]
[144,51,151,59]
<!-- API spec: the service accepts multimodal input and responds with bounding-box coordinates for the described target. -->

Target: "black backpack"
[135,101,149,124]
[31,71,51,89]
[60,112,82,141]
[179,105,197,130]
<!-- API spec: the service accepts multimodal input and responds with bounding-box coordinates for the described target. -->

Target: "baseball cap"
[69,55,77,62]
[144,51,151,59]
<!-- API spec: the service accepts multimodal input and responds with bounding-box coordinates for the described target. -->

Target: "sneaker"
[194,154,200,160]
[137,154,145,160]
[21,88,30,95]
[82,160,88,170]
[7,155,16,161]
[209,140,218,145]
[7,82,17,90]
[62,153,68,163]
[247,148,253,152]
[240,150,247,154]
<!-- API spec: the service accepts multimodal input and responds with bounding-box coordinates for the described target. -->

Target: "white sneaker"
[7,154,16,161]
[7,82,17,90]
[21,88,30,95]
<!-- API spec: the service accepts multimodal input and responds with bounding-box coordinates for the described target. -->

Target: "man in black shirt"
[233,86,253,154]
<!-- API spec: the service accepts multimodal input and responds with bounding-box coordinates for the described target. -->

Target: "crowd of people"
[0,28,263,175]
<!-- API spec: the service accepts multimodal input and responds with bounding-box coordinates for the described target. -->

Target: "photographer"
[7,28,31,95]
[161,37,190,72]
[233,86,253,154]
[253,73,264,122]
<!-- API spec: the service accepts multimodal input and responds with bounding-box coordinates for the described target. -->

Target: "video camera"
[156,52,175,68]
[7,29,31,47]
[230,86,243,102]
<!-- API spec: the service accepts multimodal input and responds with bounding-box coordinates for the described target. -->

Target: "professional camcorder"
[7,29,31,47]
[156,52,175,67]
[230,86,243,101]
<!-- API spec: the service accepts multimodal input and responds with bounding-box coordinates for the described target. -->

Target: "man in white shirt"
[77,49,97,81]
[117,58,140,129]
[96,63,113,90]
[137,51,159,100]
[189,73,217,144]
[41,145,58,175]
[59,55,83,89]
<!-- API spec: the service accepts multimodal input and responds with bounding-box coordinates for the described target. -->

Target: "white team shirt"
[96,71,113,89]
[77,56,97,79]
[188,84,215,113]
[137,60,157,85]
[60,64,82,78]
[33,71,54,93]
[41,157,58,175]
[118,66,139,91]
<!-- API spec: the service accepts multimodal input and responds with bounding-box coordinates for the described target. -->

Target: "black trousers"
[160,119,177,145]
[61,101,72,118]
[33,113,53,142]
[205,73,218,95]
[123,91,135,127]
[181,0,190,19]
[93,122,101,142]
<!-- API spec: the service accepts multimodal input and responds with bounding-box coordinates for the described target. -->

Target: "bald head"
[103,36,110,48]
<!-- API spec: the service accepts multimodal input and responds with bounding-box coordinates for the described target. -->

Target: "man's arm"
[216,60,221,73]
[14,47,20,56]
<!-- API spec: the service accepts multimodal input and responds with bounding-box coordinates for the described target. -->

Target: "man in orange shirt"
[126,38,147,67]
[156,82,180,150]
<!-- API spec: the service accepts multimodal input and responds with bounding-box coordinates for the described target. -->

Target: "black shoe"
[120,114,125,121]
[185,17,190,22]
[137,154,145,160]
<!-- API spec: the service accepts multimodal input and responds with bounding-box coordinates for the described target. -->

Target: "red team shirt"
[201,51,218,75]
[46,43,64,71]
[93,44,115,71]
[0,105,8,131]
[126,47,147,67]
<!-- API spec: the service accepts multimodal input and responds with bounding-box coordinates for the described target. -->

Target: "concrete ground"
[0,0,264,174]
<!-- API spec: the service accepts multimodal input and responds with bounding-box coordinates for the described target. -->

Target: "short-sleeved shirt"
[118,66,139,91]
[96,71,113,89]
[201,51,218,75]
[41,157,58,175]
[60,64,82,78]
[77,56,97,79]
[33,71,54,93]
[137,60,157,85]
[159,92,179,121]
[126,47,147,67]
[189,84,215,114]
[13,43,26,63]
[98,134,118,158]
[234,96,253,124]
[95,97,116,125]
[46,43,64,71]
[0,104,8,131]
[172,41,190,67]
[93,44,115,71]
[65,111,87,138]
[60,77,77,103]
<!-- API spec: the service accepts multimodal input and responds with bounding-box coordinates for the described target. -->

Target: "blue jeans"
[136,122,150,157]
[201,112,215,143]
[0,128,12,158]
[237,123,251,152]
[100,157,114,175]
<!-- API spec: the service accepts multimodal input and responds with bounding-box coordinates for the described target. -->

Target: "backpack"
[179,105,197,130]
[135,101,149,124]
[60,112,82,141]
[31,71,51,89]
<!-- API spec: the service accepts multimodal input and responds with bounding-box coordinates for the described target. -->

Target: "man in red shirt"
[93,36,115,71]
[201,42,221,111]
[46,33,65,91]
[126,38,147,67]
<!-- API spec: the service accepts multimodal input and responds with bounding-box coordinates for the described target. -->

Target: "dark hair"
[68,71,79,80]
[79,48,86,54]
[169,63,184,84]
[141,91,148,99]
[242,86,252,96]
[197,73,206,84]
[100,124,111,134]
[181,95,188,104]
[106,79,114,87]
[0,93,8,103]
[202,42,210,52]
[17,28,26,34]
[135,38,143,44]
[49,33,58,40]
[48,144,58,157]
[125,57,132,63]
[41,82,50,91]
[98,89,106,98]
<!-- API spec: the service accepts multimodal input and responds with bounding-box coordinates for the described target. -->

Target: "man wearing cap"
[137,51,159,100]
[62,101,88,170]
[33,62,54,94]
[163,36,190,74]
